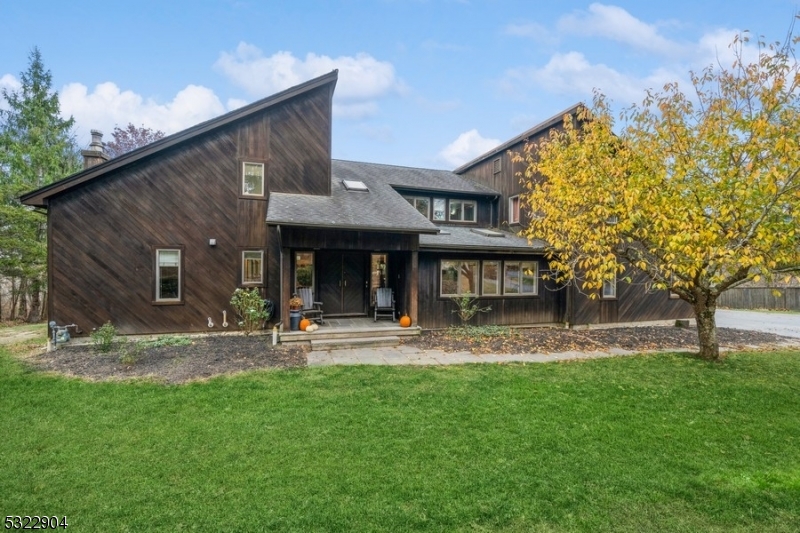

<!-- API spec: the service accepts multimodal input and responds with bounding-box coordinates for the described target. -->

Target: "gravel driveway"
[716,309,800,338]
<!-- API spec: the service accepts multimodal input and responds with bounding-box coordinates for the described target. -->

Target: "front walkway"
[307,344,644,366]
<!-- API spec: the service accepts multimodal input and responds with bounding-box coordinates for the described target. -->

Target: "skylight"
[471,228,505,238]
[342,179,369,192]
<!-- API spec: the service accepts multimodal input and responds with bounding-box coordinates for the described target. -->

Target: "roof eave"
[270,220,440,235]
[20,70,340,208]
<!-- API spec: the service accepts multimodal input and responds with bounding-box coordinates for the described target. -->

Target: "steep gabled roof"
[21,70,339,208]
[452,102,584,174]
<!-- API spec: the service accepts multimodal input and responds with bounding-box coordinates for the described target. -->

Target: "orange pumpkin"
[399,315,412,328]
[299,318,311,331]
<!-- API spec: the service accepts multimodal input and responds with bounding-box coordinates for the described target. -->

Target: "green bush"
[90,321,118,353]
[230,288,271,335]
[450,295,491,324]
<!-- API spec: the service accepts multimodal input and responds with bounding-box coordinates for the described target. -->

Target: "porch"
[279,316,421,349]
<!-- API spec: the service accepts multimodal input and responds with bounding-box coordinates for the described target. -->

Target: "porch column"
[281,247,291,329]
[410,250,418,325]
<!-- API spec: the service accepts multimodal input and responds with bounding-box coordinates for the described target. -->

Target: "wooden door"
[317,252,366,315]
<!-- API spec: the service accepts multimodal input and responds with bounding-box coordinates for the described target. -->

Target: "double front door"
[317,251,366,316]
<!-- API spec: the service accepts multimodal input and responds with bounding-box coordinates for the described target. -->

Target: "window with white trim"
[405,196,430,218]
[509,196,520,224]
[504,261,538,295]
[440,260,479,296]
[433,198,446,221]
[155,248,182,302]
[242,250,264,285]
[449,200,476,222]
[242,162,264,196]
[602,275,617,299]
[482,261,500,296]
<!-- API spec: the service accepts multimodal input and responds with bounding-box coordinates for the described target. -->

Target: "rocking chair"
[297,287,324,324]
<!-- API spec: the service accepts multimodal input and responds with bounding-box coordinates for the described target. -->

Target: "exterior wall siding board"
[417,252,561,329]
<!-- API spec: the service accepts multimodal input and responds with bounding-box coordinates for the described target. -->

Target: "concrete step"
[310,335,401,350]
[281,325,420,343]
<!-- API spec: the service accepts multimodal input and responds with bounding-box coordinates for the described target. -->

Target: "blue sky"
[1,1,798,169]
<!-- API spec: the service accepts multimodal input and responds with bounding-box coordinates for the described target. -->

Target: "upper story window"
[405,196,430,218]
[433,198,446,221]
[448,200,476,222]
[242,162,265,197]
[154,247,183,304]
[509,196,520,225]
[493,157,502,174]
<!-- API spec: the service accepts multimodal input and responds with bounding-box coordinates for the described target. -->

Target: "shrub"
[450,295,491,325]
[230,288,271,335]
[91,321,118,353]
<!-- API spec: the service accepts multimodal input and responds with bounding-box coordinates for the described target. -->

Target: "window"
[602,275,617,299]
[482,261,500,296]
[509,196,520,224]
[449,200,477,222]
[155,248,182,303]
[493,157,502,174]
[433,198,446,221]
[242,250,263,285]
[405,196,430,218]
[504,261,538,295]
[295,252,314,291]
[440,260,479,296]
[242,162,264,196]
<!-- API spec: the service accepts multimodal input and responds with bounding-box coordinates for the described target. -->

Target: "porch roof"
[419,225,547,252]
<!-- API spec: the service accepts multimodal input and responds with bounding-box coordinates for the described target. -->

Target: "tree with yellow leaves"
[515,29,800,360]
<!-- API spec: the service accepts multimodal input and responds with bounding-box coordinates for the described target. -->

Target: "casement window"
[493,157,502,174]
[509,196,520,224]
[481,261,500,296]
[405,196,431,218]
[294,252,314,291]
[242,161,265,197]
[433,198,447,221]
[602,275,617,299]
[440,260,479,296]
[503,261,538,295]
[154,247,183,303]
[448,200,476,222]
[242,250,264,285]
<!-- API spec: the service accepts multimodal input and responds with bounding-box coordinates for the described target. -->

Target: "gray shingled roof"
[267,161,435,233]
[334,160,498,195]
[420,225,547,252]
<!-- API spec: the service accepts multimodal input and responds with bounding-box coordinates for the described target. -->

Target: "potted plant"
[289,293,303,311]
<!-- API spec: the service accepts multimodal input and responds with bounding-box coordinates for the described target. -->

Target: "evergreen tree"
[0,47,81,322]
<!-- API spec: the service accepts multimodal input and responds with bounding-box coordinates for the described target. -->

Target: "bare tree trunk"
[17,278,28,321]
[9,277,19,320]
[694,293,720,361]
[27,277,42,323]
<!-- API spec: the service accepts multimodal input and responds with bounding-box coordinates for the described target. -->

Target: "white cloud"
[504,22,555,44]
[501,51,682,106]
[439,129,501,168]
[0,74,21,110]
[214,43,403,119]
[59,81,227,141]
[558,3,682,57]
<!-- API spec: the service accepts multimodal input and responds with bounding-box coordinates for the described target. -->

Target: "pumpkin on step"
[299,318,311,331]
[399,314,412,328]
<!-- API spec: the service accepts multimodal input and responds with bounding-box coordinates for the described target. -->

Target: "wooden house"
[21,70,690,335]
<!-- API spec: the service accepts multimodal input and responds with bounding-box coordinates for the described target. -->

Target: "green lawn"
[1,337,799,532]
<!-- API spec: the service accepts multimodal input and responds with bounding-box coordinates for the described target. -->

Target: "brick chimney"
[81,129,109,169]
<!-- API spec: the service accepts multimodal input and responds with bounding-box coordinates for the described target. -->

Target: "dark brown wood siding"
[417,252,563,329]
[570,270,693,325]
[47,86,333,335]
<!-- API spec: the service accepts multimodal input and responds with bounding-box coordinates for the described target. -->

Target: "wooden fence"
[717,287,800,311]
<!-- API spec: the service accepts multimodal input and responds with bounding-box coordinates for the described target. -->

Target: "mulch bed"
[30,335,307,385]
[23,326,799,384]
[403,326,800,355]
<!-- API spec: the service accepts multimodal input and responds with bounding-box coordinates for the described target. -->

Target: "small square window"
[242,162,264,196]
[242,250,264,284]
[504,261,538,295]
[405,196,430,218]
[448,200,477,222]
